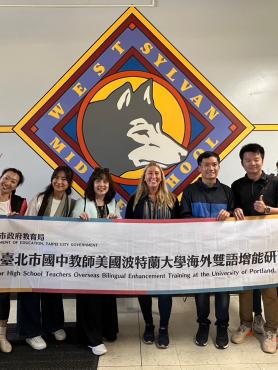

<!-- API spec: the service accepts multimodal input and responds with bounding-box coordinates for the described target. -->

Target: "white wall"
[0,0,277,200]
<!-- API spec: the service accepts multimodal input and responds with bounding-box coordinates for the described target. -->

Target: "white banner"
[0,216,277,294]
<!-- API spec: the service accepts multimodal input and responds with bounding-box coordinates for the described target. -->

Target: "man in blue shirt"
[180,151,233,349]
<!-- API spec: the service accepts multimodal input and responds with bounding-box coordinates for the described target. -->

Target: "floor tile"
[98,367,181,370]
[141,343,180,366]
[258,365,278,370]
[180,366,260,370]
[63,298,76,322]
[142,366,182,370]
[8,299,17,323]
[7,295,278,369]
[98,367,142,370]
[98,312,141,367]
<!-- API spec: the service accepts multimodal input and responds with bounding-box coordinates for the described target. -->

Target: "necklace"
[94,201,108,218]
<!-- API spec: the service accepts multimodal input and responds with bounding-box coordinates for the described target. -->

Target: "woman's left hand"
[7,211,19,217]
[107,213,119,219]
[79,212,90,221]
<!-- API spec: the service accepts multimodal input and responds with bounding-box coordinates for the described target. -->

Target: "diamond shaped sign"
[14,7,254,207]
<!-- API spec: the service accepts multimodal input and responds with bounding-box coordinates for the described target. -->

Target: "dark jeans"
[138,295,172,328]
[17,293,64,338]
[0,293,10,321]
[76,294,118,347]
[253,289,262,316]
[195,292,230,327]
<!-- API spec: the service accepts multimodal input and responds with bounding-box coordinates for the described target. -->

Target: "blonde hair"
[133,162,176,210]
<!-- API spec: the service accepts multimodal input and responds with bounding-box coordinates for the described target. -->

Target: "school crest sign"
[14,7,253,205]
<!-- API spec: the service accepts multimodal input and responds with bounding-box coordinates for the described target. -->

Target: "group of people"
[0,142,277,357]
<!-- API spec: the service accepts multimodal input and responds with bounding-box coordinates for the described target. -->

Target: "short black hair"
[197,151,220,165]
[85,168,116,203]
[239,143,265,161]
[1,168,24,186]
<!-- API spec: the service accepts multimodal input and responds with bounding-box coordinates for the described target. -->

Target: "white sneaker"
[262,331,277,354]
[231,324,251,344]
[52,329,66,341]
[26,336,47,350]
[88,343,107,356]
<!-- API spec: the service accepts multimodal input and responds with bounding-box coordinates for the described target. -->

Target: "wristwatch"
[264,206,271,214]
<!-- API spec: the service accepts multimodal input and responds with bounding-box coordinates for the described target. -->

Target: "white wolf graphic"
[82,79,188,176]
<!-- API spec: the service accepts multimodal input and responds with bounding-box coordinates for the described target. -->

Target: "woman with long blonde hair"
[125,162,179,349]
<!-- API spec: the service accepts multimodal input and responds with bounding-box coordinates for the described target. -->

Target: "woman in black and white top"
[72,167,120,356]
[17,165,75,351]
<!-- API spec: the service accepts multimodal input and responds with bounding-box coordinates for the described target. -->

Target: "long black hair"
[38,166,73,216]
[85,168,115,203]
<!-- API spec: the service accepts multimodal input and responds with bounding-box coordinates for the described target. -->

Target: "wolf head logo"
[82,79,188,176]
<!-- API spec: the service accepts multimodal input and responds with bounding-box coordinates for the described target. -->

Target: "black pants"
[138,295,172,328]
[76,294,118,347]
[17,293,64,338]
[253,289,262,316]
[195,292,230,327]
[0,293,10,321]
